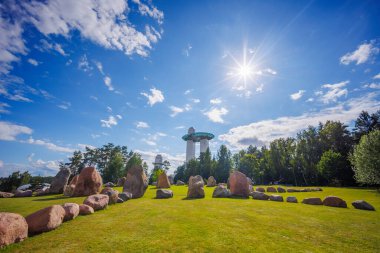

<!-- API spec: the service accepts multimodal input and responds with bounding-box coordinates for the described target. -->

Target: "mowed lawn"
[0,186,379,253]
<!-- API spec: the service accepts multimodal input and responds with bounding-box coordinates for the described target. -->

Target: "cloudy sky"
[0,0,380,176]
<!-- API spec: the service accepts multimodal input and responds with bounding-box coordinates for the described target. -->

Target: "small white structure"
[182,127,214,163]
[153,154,164,169]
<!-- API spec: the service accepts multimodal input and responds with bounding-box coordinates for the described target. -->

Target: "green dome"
[182,132,214,142]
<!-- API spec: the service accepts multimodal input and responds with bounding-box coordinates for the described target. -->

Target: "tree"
[0,171,31,192]
[142,162,149,176]
[353,110,380,142]
[350,130,380,185]
[163,160,171,171]
[214,145,232,183]
[174,164,186,183]
[68,151,85,175]
[184,159,200,182]
[103,152,124,183]
[199,148,212,179]
[317,150,346,185]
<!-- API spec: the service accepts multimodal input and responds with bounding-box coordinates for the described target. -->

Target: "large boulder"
[247,177,253,185]
[176,180,185,186]
[0,212,28,247]
[157,171,171,188]
[302,197,323,205]
[269,195,284,202]
[72,167,103,197]
[62,203,80,221]
[0,192,14,198]
[351,200,375,211]
[50,168,71,194]
[277,187,286,193]
[35,187,50,196]
[287,188,300,193]
[63,175,79,196]
[251,191,269,200]
[267,186,277,193]
[156,189,173,199]
[212,185,231,198]
[118,192,133,202]
[255,187,265,192]
[25,205,65,235]
[100,187,119,204]
[187,175,205,198]
[207,176,217,187]
[14,190,32,197]
[83,194,109,211]
[286,196,298,203]
[79,204,94,215]
[229,171,250,197]
[123,165,148,199]
[117,177,126,187]
[323,196,347,208]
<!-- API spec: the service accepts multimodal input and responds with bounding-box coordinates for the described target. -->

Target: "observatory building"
[182,127,214,162]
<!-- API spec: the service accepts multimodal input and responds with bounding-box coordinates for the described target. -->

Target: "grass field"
[0,186,379,253]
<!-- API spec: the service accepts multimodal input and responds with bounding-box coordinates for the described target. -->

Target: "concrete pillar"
[186,140,195,162]
[200,139,209,153]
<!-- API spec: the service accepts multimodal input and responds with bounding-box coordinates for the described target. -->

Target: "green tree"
[184,159,200,182]
[0,171,31,192]
[353,110,380,142]
[174,164,186,183]
[214,145,232,182]
[103,152,124,183]
[199,148,212,179]
[350,130,380,185]
[317,150,347,185]
[125,153,143,175]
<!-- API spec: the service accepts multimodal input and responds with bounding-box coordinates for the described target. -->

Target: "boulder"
[35,187,50,196]
[118,192,132,202]
[123,165,148,199]
[300,189,309,192]
[176,180,185,186]
[117,198,124,203]
[251,191,269,200]
[49,168,71,194]
[229,171,250,198]
[351,200,375,211]
[25,205,65,235]
[62,203,80,221]
[14,190,32,197]
[287,188,300,193]
[207,176,217,187]
[79,204,94,215]
[168,175,174,185]
[100,187,119,204]
[269,195,284,202]
[187,175,205,198]
[16,184,32,191]
[72,167,103,197]
[247,177,253,185]
[83,194,109,211]
[156,189,173,199]
[255,187,265,192]
[286,196,298,203]
[267,186,277,193]
[212,185,231,198]
[0,212,28,247]
[104,182,115,187]
[63,175,79,196]
[302,197,323,205]
[323,196,347,208]
[157,171,171,188]
[117,177,126,187]
[0,192,14,198]
[277,187,286,193]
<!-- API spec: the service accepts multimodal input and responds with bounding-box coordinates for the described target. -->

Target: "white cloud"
[204,107,229,123]
[340,42,379,65]
[256,84,264,93]
[183,44,192,57]
[373,73,380,79]
[77,143,96,150]
[364,83,380,89]
[78,54,92,72]
[37,39,67,56]
[191,98,200,103]
[100,115,121,128]
[132,0,164,25]
[290,90,306,100]
[104,76,114,91]
[175,126,185,130]
[306,98,314,102]
[26,137,75,153]
[136,121,149,128]
[0,102,10,114]
[28,58,39,66]
[90,95,98,101]
[94,61,104,75]
[184,89,193,95]
[141,88,164,106]
[135,149,185,174]
[169,104,191,117]
[0,121,33,141]
[210,98,222,104]
[219,92,380,149]
[57,101,71,110]
[0,160,3,168]
[141,132,167,146]
[319,80,349,104]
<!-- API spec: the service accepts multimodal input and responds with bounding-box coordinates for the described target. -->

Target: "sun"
[238,64,252,79]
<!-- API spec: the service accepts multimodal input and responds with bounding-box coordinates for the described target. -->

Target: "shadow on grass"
[32,196,70,201]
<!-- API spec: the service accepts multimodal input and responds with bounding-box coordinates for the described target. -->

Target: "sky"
[0,0,380,177]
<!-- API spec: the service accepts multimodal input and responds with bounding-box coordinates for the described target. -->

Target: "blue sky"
[0,0,380,176]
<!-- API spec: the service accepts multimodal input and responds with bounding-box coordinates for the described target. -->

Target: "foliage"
[0,171,31,192]
[353,110,380,142]
[317,150,346,186]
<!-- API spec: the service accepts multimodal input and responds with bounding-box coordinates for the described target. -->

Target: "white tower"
[182,127,214,164]
[200,139,209,153]
[153,154,164,169]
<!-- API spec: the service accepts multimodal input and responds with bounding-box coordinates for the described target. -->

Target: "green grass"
[0,186,379,252]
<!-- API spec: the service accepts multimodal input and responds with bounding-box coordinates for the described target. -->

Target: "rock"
[79,204,94,215]
[0,192,14,198]
[0,212,28,247]
[152,182,157,186]
[351,200,375,211]
[72,167,103,197]
[206,176,217,187]
[269,195,284,202]
[168,175,174,185]
[277,187,286,193]
[299,189,309,192]
[118,192,132,201]
[25,205,65,235]
[302,197,323,205]
[315,187,323,191]
[63,175,79,196]
[117,198,124,203]
[212,185,231,198]
[323,196,347,208]
[251,191,269,200]
[247,177,253,185]
[157,171,171,188]
[62,203,80,221]
[176,180,185,186]
[229,171,250,198]
[100,187,119,204]
[16,184,32,191]
[50,168,71,194]
[286,196,298,203]
[287,188,300,193]
[187,175,205,198]
[255,187,265,192]
[117,177,126,187]
[104,182,115,187]
[35,188,50,196]
[156,189,173,199]
[123,165,148,199]
[83,194,109,211]
[14,190,32,197]
[267,186,277,193]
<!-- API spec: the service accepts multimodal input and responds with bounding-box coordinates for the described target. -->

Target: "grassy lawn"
[0,186,379,252]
